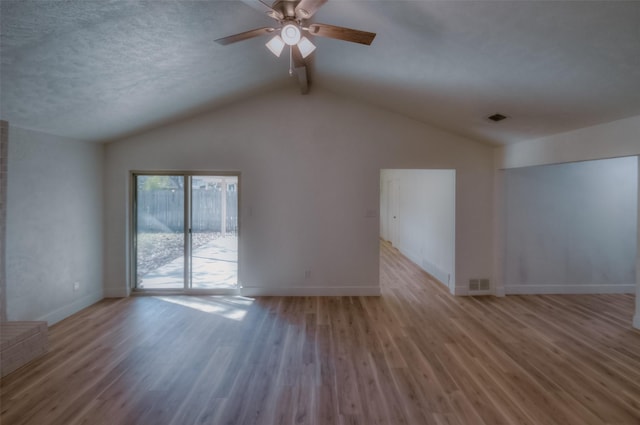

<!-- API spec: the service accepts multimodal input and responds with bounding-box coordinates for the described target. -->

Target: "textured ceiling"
[1,0,639,145]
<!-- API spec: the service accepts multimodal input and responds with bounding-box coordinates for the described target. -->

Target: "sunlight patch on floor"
[155,295,253,321]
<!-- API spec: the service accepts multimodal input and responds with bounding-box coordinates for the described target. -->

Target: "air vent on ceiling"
[488,113,507,122]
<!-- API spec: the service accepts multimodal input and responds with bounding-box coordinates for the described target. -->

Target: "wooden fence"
[137,186,238,234]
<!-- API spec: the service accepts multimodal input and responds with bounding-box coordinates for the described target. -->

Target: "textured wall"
[504,156,637,293]
[104,87,494,296]
[636,156,640,329]
[6,127,104,324]
[0,120,7,321]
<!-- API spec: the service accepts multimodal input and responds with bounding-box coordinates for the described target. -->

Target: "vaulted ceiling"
[1,0,639,145]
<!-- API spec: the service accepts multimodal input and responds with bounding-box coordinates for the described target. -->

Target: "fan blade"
[291,45,310,95]
[307,23,376,45]
[215,27,275,45]
[295,0,327,19]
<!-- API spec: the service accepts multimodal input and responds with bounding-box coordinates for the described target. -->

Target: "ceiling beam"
[295,65,309,95]
[291,45,309,94]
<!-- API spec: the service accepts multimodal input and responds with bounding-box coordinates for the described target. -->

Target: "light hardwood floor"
[2,240,640,425]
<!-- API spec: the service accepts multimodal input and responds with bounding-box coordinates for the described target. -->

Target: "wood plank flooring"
[2,240,640,424]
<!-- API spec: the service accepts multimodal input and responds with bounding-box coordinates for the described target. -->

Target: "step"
[1,321,49,378]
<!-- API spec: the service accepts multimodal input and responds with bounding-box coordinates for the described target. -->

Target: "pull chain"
[289,46,293,76]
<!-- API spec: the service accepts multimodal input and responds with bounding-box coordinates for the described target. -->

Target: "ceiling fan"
[215,0,376,94]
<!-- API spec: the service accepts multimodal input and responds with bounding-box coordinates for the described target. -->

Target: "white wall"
[380,169,456,289]
[104,87,494,297]
[498,115,640,169]
[495,115,640,328]
[6,126,104,324]
[504,157,637,294]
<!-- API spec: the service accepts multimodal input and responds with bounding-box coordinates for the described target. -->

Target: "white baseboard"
[241,286,381,297]
[633,315,640,330]
[453,286,466,296]
[421,259,451,289]
[104,287,129,298]
[36,291,103,326]
[398,247,451,290]
[505,284,635,295]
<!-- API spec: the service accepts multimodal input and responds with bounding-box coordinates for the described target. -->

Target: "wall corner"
[492,167,506,300]
[636,155,640,329]
[104,286,130,298]
[0,120,8,322]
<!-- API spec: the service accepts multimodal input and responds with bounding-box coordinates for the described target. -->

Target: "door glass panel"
[191,176,238,289]
[136,175,185,289]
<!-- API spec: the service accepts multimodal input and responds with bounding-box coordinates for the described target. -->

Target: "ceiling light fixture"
[281,24,301,45]
[297,36,316,58]
[215,1,377,90]
[266,23,316,65]
[266,35,286,57]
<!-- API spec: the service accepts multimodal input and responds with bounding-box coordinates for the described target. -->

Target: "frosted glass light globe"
[281,24,301,45]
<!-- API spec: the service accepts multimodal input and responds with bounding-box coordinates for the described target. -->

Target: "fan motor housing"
[272,0,300,18]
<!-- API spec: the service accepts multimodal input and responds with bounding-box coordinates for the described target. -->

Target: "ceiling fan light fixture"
[281,24,301,45]
[297,36,316,58]
[266,35,285,57]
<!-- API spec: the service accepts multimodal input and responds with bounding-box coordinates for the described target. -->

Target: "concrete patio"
[138,236,237,289]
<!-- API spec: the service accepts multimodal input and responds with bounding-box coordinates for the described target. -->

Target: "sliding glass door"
[190,176,238,289]
[133,173,239,291]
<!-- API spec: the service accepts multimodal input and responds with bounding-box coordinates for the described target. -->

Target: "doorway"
[133,172,239,292]
[380,169,456,291]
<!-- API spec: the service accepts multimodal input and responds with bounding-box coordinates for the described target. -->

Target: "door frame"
[129,170,241,295]
[385,178,400,246]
